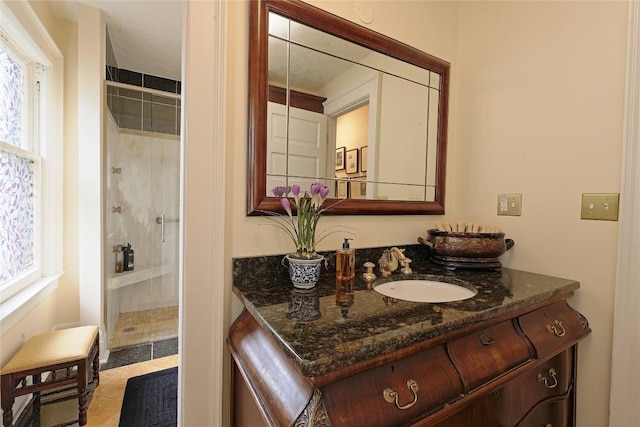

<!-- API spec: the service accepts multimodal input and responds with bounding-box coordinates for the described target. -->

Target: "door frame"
[609,1,640,425]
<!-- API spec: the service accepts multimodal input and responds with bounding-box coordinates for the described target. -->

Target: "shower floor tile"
[100,338,178,370]
[109,306,178,349]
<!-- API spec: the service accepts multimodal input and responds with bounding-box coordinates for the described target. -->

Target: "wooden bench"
[1,326,100,427]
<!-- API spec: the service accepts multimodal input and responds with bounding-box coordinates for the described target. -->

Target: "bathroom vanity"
[228,246,590,426]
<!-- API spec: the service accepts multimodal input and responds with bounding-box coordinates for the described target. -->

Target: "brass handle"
[545,320,566,337]
[478,330,495,345]
[383,379,419,410]
[537,368,558,389]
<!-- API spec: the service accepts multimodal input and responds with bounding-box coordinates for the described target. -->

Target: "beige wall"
[455,2,626,426]
[228,1,626,426]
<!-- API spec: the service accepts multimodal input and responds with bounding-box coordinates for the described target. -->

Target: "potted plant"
[265,182,351,288]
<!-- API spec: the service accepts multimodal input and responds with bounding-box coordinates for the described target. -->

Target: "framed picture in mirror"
[361,146,368,173]
[336,180,348,199]
[346,149,359,174]
[350,181,366,199]
[336,147,346,171]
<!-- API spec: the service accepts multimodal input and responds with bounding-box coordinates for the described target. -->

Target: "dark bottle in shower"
[123,243,135,271]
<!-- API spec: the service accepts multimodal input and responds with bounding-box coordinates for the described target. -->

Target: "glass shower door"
[104,83,180,358]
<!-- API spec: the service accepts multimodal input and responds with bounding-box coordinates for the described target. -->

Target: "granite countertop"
[232,244,579,378]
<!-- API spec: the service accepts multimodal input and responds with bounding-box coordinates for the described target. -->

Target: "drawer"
[322,345,463,427]
[518,301,590,358]
[447,320,531,392]
[494,350,574,426]
[517,391,572,427]
[434,352,573,427]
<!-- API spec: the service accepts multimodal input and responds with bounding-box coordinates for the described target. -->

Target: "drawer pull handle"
[545,320,566,337]
[383,379,419,410]
[478,330,495,345]
[537,368,558,389]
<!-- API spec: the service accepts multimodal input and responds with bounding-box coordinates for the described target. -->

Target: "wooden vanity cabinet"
[229,297,589,427]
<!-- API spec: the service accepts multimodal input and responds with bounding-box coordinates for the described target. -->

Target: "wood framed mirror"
[247,0,450,215]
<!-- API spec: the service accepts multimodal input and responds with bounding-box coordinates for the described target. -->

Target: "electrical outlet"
[497,194,522,216]
[581,193,619,221]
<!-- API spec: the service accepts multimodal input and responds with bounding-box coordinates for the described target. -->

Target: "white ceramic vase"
[283,254,324,289]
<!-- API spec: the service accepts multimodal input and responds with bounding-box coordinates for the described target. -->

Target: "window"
[0,1,62,310]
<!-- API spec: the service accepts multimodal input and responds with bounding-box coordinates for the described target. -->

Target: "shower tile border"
[106,66,181,94]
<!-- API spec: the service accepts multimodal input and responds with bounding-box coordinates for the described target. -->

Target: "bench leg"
[92,340,100,387]
[78,360,89,426]
[33,374,41,426]
[1,375,14,427]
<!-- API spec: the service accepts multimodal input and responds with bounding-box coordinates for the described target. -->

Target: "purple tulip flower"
[272,186,286,197]
[319,185,329,199]
[309,182,319,196]
[264,181,347,258]
[280,197,292,215]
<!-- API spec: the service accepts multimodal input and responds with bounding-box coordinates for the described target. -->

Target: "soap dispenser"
[336,238,355,280]
[127,244,134,271]
[123,243,135,271]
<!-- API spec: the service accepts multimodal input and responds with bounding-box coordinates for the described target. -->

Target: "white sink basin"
[374,279,477,303]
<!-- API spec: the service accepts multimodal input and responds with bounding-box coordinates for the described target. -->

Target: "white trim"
[0,1,54,66]
[323,73,380,198]
[0,1,61,61]
[0,273,62,333]
[0,0,64,313]
[609,1,640,426]
[180,1,226,426]
[77,4,105,346]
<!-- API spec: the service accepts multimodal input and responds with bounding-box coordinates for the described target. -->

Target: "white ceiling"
[49,0,183,81]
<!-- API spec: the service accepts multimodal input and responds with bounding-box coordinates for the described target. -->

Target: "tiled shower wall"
[105,75,181,136]
[105,112,180,341]
[105,28,181,137]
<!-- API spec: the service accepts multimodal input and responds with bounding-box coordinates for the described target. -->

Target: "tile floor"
[86,355,179,427]
[34,355,179,427]
[88,307,179,425]
[109,306,179,349]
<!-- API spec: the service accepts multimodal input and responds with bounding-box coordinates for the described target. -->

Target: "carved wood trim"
[294,389,331,427]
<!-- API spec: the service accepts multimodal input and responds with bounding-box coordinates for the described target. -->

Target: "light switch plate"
[497,194,522,216]
[581,193,619,221]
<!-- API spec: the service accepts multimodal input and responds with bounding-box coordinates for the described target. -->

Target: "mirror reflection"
[267,11,441,202]
[248,0,450,215]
